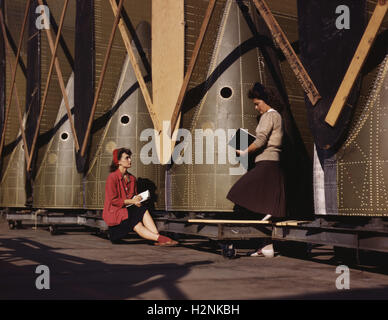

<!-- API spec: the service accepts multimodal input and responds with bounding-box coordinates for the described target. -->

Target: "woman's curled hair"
[248,82,283,113]
[109,147,132,172]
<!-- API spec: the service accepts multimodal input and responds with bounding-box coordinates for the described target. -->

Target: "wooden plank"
[252,0,321,105]
[325,1,388,127]
[27,0,69,171]
[275,220,311,226]
[152,0,184,164]
[188,219,270,224]
[170,0,216,135]
[80,0,124,157]
[108,0,160,133]
[37,0,80,152]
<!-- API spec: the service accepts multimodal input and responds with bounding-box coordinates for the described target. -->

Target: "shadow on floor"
[0,237,213,299]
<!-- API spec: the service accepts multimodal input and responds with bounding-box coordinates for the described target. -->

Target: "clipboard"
[228,128,256,150]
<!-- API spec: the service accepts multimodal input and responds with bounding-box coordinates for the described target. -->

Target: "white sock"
[261,244,273,251]
[261,214,272,221]
[261,244,274,257]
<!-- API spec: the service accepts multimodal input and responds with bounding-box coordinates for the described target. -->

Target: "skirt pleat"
[226,161,286,217]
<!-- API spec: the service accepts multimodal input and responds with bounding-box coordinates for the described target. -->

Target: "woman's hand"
[132,195,142,207]
[236,149,248,157]
[124,195,142,207]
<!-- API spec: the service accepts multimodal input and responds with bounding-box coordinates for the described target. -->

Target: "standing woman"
[103,147,178,246]
[226,83,286,256]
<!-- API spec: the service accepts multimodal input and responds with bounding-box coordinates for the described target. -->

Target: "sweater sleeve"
[253,113,273,149]
[105,175,125,208]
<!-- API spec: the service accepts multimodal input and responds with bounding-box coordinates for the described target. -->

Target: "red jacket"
[102,169,137,226]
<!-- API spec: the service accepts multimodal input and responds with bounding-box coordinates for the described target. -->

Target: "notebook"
[126,190,150,207]
[228,128,256,150]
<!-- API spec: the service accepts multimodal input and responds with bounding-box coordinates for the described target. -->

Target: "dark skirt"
[108,205,147,241]
[226,160,286,217]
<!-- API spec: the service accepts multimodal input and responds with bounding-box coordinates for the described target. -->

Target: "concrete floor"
[1,217,388,300]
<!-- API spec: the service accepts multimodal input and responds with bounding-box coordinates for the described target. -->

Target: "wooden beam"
[37,0,79,152]
[325,1,388,127]
[252,0,321,105]
[188,219,270,224]
[152,0,184,164]
[109,0,160,133]
[170,0,217,135]
[0,2,30,159]
[80,0,124,157]
[275,220,311,226]
[27,0,69,172]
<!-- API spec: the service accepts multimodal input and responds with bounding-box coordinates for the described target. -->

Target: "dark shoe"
[110,239,126,244]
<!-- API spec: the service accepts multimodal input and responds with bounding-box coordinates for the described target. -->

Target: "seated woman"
[103,147,178,246]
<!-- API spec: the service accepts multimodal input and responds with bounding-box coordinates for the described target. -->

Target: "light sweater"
[253,108,283,162]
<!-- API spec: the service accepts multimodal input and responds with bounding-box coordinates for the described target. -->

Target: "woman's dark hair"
[109,147,132,172]
[248,82,283,112]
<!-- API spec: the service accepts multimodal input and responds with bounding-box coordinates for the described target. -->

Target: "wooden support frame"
[0,2,31,161]
[252,0,321,105]
[37,0,79,153]
[108,0,161,134]
[27,0,69,171]
[188,219,270,224]
[325,1,388,127]
[80,0,124,157]
[170,0,216,136]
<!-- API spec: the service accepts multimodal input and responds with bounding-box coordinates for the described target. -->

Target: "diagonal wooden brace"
[0,3,30,161]
[325,1,388,127]
[109,0,161,134]
[37,0,79,153]
[252,0,321,105]
[170,0,217,137]
[27,0,69,171]
[80,0,124,157]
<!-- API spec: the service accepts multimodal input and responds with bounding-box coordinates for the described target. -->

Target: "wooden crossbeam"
[188,219,270,224]
[80,0,124,157]
[0,4,30,161]
[275,220,311,226]
[170,0,217,135]
[27,0,69,171]
[325,1,388,127]
[37,0,79,152]
[108,0,161,133]
[252,0,321,105]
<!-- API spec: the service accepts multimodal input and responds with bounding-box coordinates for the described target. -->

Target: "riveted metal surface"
[1,0,28,180]
[0,126,26,207]
[88,0,151,167]
[85,21,166,210]
[336,55,388,216]
[166,0,266,211]
[33,73,83,209]
[36,0,75,173]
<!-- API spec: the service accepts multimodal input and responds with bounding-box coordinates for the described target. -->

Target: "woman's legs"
[133,209,178,245]
[132,210,160,241]
[133,222,159,241]
[142,210,159,234]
